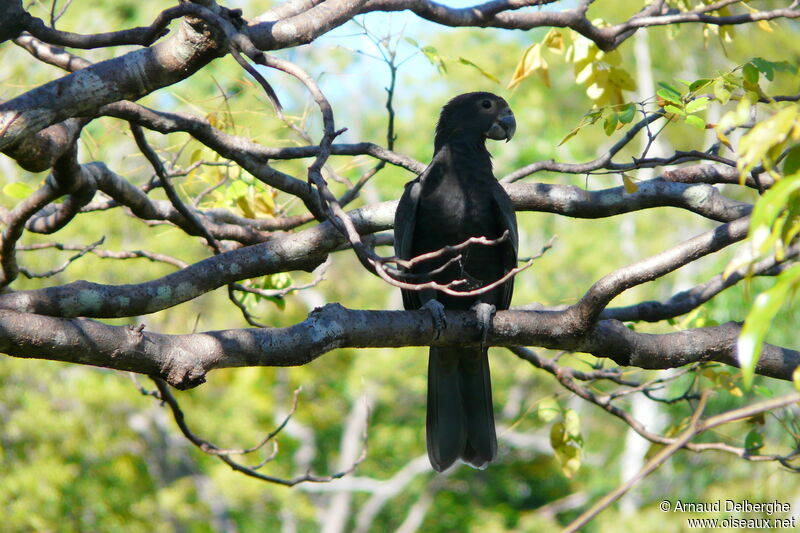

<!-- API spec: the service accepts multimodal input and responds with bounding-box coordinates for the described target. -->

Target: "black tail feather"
[459,347,496,469]
[426,346,496,471]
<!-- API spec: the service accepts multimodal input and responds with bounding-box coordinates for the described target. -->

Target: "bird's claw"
[471,302,496,351]
[422,299,447,340]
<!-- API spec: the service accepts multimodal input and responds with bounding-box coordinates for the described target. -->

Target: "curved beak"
[485,107,516,142]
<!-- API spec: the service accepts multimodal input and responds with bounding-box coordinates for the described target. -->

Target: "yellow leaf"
[716,129,734,151]
[742,2,773,33]
[569,37,597,65]
[185,167,199,186]
[550,421,566,448]
[609,66,637,91]
[563,409,581,436]
[537,55,550,88]
[236,196,256,219]
[254,191,276,217]
[586,70,608,103]
[599,48,622,66]
[543,28,564,54]
[537,397,560,422]
[737,106,799,175]
[622,174,639,193]
[792,121,800,141]
[508,43,545,89]
[720,25,734,43]
[574,62,595,85]
[207,111,219,129]
[558,126,580,146]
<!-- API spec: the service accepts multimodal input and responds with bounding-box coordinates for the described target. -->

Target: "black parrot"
[394,92,518,471]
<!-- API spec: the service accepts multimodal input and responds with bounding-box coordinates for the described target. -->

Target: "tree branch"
[569,216,750,330]
[1,305,798,389]
[0,18,223,151]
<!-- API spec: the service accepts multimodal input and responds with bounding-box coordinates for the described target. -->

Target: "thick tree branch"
[29,161,269,244]
[663,164,775,190]
[359,0,799,51]
[0,19,223,151]
[1,116,87,172]
[1,306,797,390]
[2,175,752,317]
[0,201,395,317]
[250,0,370,49]
[0,168,65,285]
[20,3,239,49]
[504,177,751,223]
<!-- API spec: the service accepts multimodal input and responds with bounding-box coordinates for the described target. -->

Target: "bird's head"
[434,92,516,151]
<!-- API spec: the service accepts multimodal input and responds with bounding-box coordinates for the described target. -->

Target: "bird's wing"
[394,179,421,262]
[491,182,519,309]
[394,154,447,310]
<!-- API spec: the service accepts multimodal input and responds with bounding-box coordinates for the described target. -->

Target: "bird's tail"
[426,346,497,472]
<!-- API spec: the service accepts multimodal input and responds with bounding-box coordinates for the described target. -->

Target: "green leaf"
[689,78,713,92]
[404,37,419,48]
[603,112,618,135]
[744,429,764,451]
[749,57,797,80]
[263,272,293,290]
[743,62,760,84]
[738,263,800,389]
[3,182,34,199]
[657,82,682,103]
[751,57,775,81]
[657,88,682,106]
[563,409,581,436]
[254,191,276,217]
[458,57,500,83]
[685,97,710,114]
[753,385,774,397]
[714,79,731,105]
[750,173,800,233]
[266,296,286,310]
[618,102,636,124]
[665,104,685,116]
[421,46,447,74]
[550,410,583,479]
[782,145,800,175]
[685,115,706,129]
[537,397,560,422]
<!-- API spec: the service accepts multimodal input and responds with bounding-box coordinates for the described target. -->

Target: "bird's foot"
[471,302,496,351]
[422,299,447,340]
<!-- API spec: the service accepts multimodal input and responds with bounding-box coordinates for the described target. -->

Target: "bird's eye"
[481,99,492,109]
